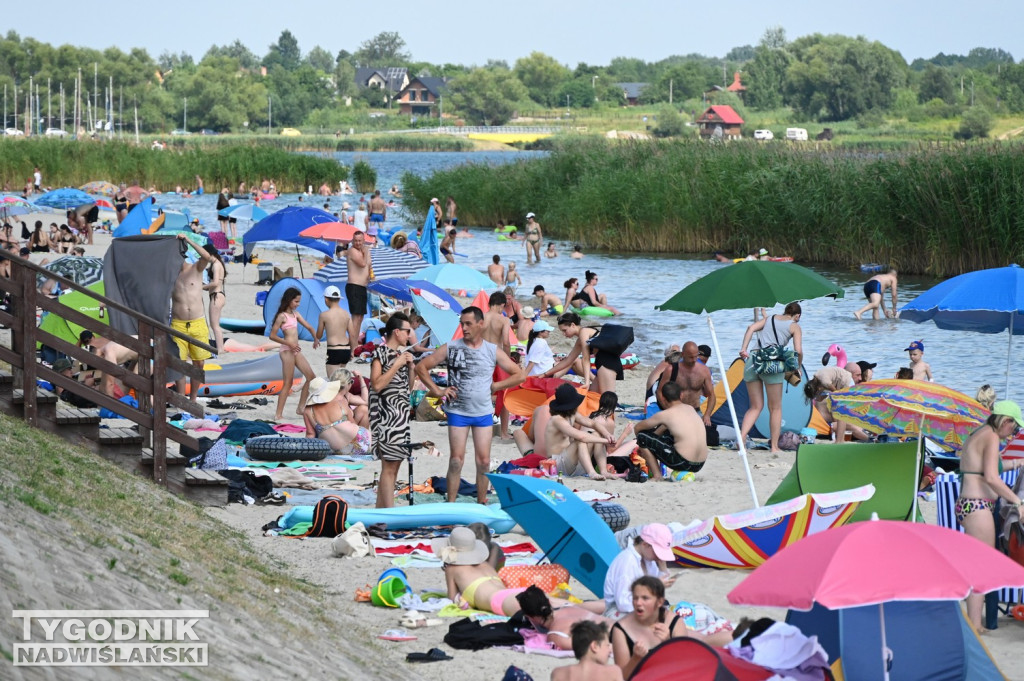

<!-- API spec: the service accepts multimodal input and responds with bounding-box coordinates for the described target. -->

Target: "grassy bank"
[401,137,1024,276]
[0,138,347,192]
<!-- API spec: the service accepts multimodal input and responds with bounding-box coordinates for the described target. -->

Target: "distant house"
[704,72,747,103]
[615,82,648,106]
[397,77,448,118]
[354,67,409,94]
[696,105,744,138]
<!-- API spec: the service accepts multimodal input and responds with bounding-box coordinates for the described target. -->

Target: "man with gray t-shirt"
[416,307,525,503]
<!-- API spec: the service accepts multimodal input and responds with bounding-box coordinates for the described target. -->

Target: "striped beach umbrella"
[313,247,427,283]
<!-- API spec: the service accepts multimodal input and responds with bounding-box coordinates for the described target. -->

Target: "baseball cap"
[856,361,877,373]
[430,197,439,204]
[533,319,554,333]
[697,344,711,358]
[992,400,1024,428]
[53,358,74,372]
[19,246,30,256]
[526,212,536,219]
[323,285,342,300]
[904,340,924,352]
[639,523,674,562]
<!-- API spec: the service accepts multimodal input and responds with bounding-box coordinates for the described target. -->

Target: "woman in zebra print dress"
[370,312,416,508]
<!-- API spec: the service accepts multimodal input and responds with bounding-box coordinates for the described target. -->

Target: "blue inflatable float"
[280,502,517,534]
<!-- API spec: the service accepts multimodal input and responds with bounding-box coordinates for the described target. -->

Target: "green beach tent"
[38,282,108,348]
[767,441,923,522]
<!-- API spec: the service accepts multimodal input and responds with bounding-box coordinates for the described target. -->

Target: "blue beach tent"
[262,278,370,343]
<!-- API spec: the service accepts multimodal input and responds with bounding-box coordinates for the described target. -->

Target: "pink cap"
[639,523,674,562]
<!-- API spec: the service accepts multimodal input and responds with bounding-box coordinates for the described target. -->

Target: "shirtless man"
[445,195,458,226]
[656,341,715,426]
[634,382,710,480]
[513,402,552,458]
[854,269,899,320]
[345,231,371,350]
[318,182,333,196]
[80,331,140,397]
[545,384,616,480]
[533,285,564,316]
[316,285,352,375]
[487,255,505,287]
[367,190,387,242]
[440,225,457,263]
[171,233,213,403]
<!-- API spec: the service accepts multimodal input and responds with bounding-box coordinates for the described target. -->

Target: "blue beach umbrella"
[243,205,336,262]
[34,188,95,210]
[900,263,1024,396]
[219,203,268,222]
[487,474,620,597]
[416,263,499,293]
[411,288,461,347]
[418,204,440,265]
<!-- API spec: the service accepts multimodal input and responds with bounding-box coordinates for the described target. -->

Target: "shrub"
[351,159,377,192]
[955,106,993,139]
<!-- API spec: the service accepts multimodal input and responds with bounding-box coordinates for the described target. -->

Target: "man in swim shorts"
[345,230,371,349]
[416,307,525,503]
[632,382,709,480]
[367,190,387,241]
[317,285,352,375]
[533,285,564,316]
[171,233,213,404]
[854,269,898,320]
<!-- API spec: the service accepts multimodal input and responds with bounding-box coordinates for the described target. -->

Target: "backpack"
[587,324,635,356]
[293,495,348,538]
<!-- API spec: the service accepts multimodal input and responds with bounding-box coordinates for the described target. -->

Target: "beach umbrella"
[33,188,94,210]
[418,203,440,265]
[38,282,107,347]
[368,278,460,309]
[79,181,118,197]
[218,203,268,222]
[313,247,428,283]
[411,288,460,347]
[299,222,376,244]
[113,199,161,238]
[38,256,105,288]
[657,261,845,507]
[0,203,30,220]
[900,264,1024,397]
[728,518,1024,681]
[487,473,620,597]
[242,205,336,267]
[416,263,500,292]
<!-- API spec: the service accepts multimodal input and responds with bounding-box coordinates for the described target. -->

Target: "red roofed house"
[726,72,747,97]
[696,105,744,138]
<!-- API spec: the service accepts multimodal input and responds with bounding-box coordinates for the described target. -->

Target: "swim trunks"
[369,213,385,223]
[451,217,458,226]
[345,283,368,315]
[447,412,494,428]
[326,347,352,366]
[863,280,882,299]
[440,246,451,256]
[592,349,624,380]
[636,429,706,473]
[171,317,213,361]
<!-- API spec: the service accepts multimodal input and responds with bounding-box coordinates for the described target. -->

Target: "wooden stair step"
[98,427,145,445]
[13,389,59,404]
[56,407,101,425]
[185,469,227,486]
[140,447,187,466]
[0,370,13,384]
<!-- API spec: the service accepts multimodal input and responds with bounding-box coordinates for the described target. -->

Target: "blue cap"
[905,340,924,352]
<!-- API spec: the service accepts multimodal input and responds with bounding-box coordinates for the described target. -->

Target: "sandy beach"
[23,220,1021,680]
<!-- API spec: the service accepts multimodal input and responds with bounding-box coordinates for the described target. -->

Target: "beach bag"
[416,395,445,421]
[587,324,634,356]
[293,495,348,538]
[332,521,375,558]
[778,431,801,451]
[751,316,798,375]
[498,564,570,593]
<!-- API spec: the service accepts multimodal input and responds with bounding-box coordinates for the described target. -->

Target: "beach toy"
[578,306,615,318]
[280,501,517,533]
[179,353,302,397]
[220,317,266,333]
[800,428,818,445]
[822,343,847,368]
[378,568,409,590]
[670,471,697,483]
[371,576,407,607]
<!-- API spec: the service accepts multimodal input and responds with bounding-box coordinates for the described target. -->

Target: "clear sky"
[6,0,1021,67]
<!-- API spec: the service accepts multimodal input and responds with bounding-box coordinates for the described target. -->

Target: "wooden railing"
[0,248,216,487]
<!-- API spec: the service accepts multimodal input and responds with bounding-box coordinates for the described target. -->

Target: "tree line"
[0,27,1018,134]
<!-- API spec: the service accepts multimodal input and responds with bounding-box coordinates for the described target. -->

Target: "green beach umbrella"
[39,282,108,348]
[656,261,845,508]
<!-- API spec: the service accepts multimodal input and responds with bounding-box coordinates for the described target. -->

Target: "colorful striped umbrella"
[824,379,988,450]
[79,181,119,197]
[672,486,874,569]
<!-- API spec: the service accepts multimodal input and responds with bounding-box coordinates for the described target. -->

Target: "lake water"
[157,151,1017,400]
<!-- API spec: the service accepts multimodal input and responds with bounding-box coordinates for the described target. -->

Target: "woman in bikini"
[957,400,1024,630]
[611,577,731,678]
[203,245,227,352]
[434,526,526,616]
[524,213,542,264]
[57,225,77,254]
[544,312,619,395]
[581,270,620,315]
[268,287,319,420]
[303,371,372,455]
[516,586,610,650]
[28,221,51,253]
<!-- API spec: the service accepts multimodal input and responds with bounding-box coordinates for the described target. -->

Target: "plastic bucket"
[800,428,817,445]
[378,567,409,590]
[370,576,407,607]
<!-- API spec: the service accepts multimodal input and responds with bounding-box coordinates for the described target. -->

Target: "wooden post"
[18,260,38,426]
[151,334,169,487]
[136,321,154,450]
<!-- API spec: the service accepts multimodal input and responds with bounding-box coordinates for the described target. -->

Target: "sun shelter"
[709,358,812,438]
[630,638,776,681]
[766,442,923,522]
[786,601,1005,681]
[262,278,346,342]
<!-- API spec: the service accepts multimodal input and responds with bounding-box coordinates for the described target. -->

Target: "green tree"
[448,67,528,125]
[514,52,571,107]
[652,106,685,137]
[264,30,301,71]
[178,56,268,132]
[918,64,955,103]
[265,64,332,125]
[955,105,993,139]
[745,27,792,109]
[642,61,719,104]
[726,45,756,62]
[607,57,653,82]
[334,60,356,98]
[306,45,335,73]
[557,78,598,109]
[203,40,260,70]
[355,32,410,65]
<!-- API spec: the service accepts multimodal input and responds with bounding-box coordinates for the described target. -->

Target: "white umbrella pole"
[879,603,892,681]
[708,315,760,507]
[1006,314,1014,399]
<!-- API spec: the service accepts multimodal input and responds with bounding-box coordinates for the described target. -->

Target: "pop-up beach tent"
[263,278,337,342]
[786,601,1005,681]
[766,442,923,522]
[630,637,775,681]
[708,358,812,439]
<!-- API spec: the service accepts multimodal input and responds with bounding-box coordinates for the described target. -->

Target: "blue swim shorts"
[446,412,494,428]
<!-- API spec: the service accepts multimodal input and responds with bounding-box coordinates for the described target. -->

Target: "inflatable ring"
[245,435,331,462]
[822,343,848,369]
[591,502,630,532]
[578,306,615,318]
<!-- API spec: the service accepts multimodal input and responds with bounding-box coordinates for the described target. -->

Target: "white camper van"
[786,127,808,141]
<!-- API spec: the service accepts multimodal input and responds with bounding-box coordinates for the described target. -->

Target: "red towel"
[509,453,547,468]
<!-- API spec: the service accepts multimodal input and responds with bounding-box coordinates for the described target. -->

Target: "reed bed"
[154,134,473,153]
[0,138,346,193]
[402,138,1024,276]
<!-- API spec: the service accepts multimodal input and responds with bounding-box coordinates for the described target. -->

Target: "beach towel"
[103,236,186,336]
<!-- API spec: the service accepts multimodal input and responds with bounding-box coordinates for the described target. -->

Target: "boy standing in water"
[905,340,933,381]
[317,285,352,375]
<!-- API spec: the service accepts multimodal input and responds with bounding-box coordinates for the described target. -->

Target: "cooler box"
[256,263,274,285]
